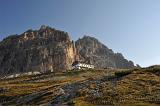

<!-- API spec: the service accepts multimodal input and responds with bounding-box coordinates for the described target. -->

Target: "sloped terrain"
[76,66,160,106]
[0,66,160,106]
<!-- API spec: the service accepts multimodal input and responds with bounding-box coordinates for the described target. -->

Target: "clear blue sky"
[0,0,160,67]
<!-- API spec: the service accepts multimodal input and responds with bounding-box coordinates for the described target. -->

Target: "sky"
[0,0,160,67]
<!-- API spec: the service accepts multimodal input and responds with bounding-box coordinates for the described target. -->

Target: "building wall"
[73,63,94,69]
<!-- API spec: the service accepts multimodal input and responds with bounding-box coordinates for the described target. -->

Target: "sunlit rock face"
[0,25,76,75]
[75,36,135,69]
[0,26,135,76]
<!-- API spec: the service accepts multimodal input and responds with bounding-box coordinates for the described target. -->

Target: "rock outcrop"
[75,36,135,69]
[0,25,76,75]
[0,26,135,76]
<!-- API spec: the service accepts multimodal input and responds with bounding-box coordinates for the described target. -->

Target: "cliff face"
[75,36,135,69]
[0,26,76,75]
[0,26,135,76]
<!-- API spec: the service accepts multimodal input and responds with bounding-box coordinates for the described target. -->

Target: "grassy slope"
[0,66,160,106]
[75,67,160,106]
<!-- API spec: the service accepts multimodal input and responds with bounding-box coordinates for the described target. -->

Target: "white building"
[72,61,94,69]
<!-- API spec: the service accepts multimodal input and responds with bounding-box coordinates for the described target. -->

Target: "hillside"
[0,66,160,106]
[0,26,135,76]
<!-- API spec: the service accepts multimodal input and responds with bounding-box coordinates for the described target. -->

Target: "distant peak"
[83,35,94,38]
[79,35,95,40]
[40,25,47,29]
[78,35,99,43]
[39,25,53,31]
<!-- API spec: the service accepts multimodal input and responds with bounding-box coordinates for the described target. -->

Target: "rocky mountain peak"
[40,25,49,30]
[0,26,136,76]
[0,26,76,76]
[75,35,135,68]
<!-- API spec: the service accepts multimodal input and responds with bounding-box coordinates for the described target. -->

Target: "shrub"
[144,67,160,76]
[115,70,133,77]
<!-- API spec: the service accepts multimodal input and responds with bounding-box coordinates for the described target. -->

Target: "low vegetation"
[0,66,160,105]
[115,69,133,77]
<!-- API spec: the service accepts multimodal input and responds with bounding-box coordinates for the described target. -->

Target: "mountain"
[75,36,135,68]
[0,25,135,76]
[0,25,76,75]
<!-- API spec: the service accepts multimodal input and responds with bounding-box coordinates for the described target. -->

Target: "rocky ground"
[0,66,160,106]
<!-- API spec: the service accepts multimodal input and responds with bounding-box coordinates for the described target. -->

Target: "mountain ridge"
[75,35,135,68]
[0,25,136,76]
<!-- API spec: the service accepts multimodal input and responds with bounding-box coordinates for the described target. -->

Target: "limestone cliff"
[0,25,76,75]
[0,26,135,76]
[75,36,135,69]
